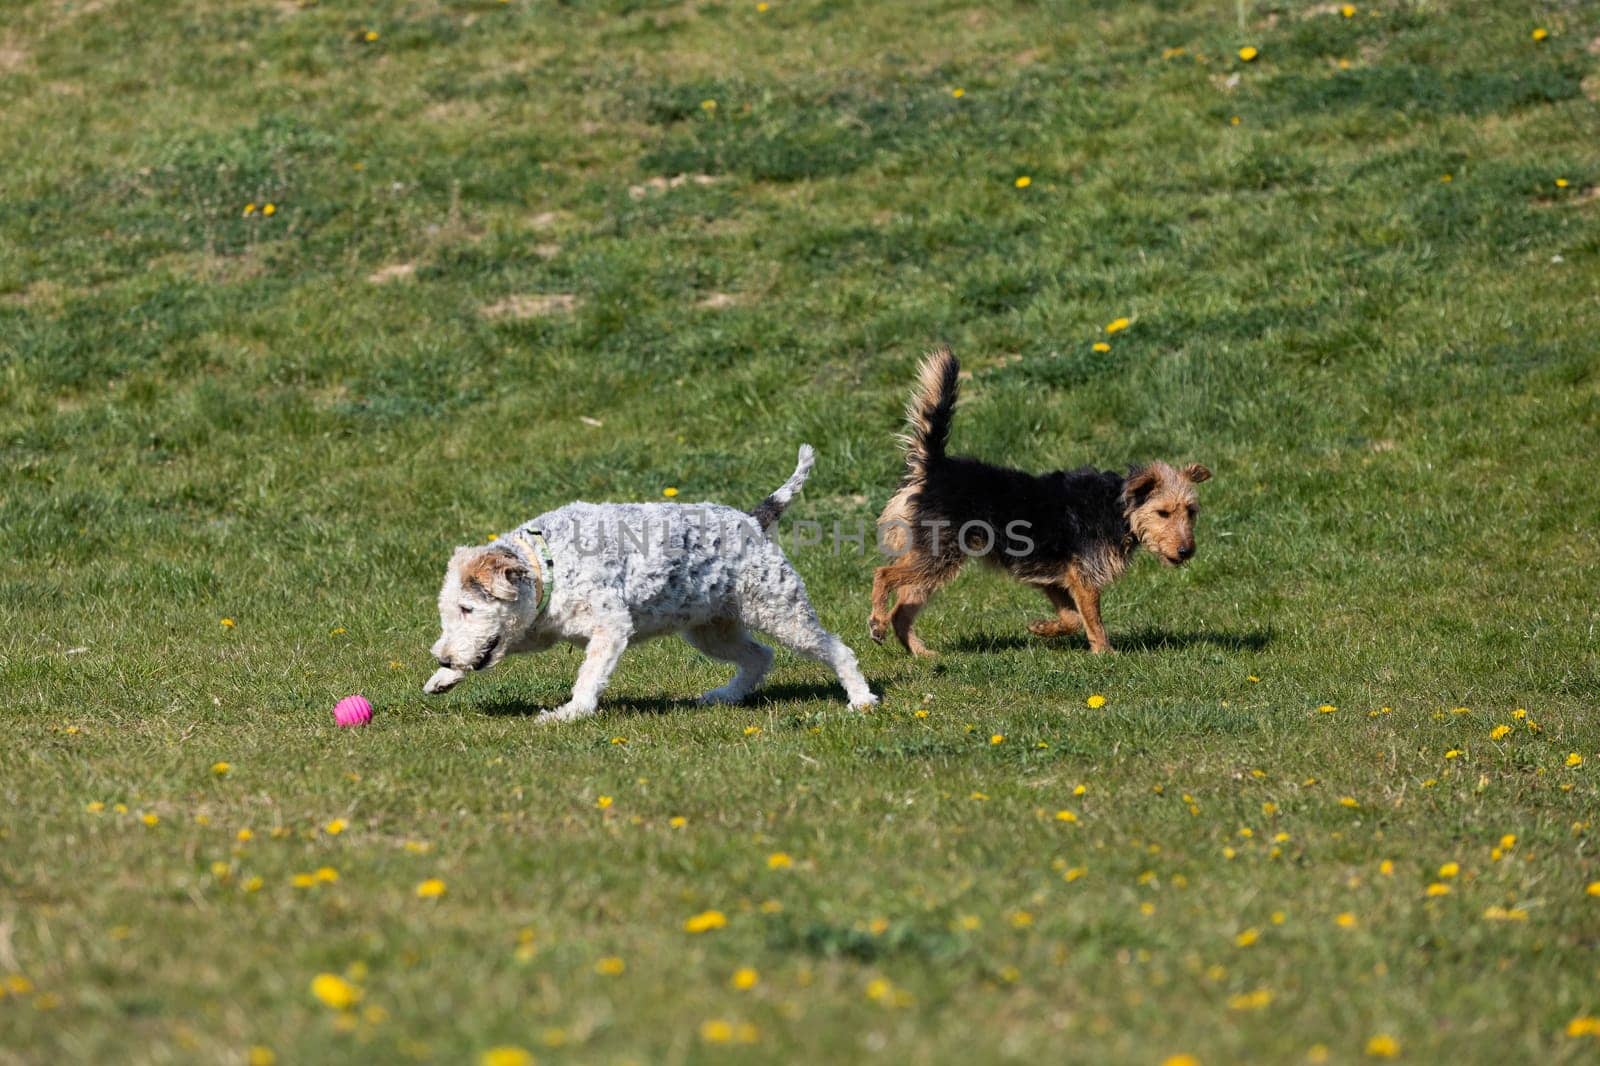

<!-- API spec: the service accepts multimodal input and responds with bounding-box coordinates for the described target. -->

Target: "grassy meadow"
[3,0,1599,1062]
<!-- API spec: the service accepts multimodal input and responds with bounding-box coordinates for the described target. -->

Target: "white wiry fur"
[423,446,877,723]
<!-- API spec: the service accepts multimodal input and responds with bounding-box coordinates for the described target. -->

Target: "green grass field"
[3,0,1599,1062]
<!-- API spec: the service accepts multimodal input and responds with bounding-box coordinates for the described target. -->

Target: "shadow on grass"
[475,680,852,718]
[944,628,1273,654]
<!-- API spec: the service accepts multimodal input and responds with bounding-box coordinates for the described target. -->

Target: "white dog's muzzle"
[423,667,467,694]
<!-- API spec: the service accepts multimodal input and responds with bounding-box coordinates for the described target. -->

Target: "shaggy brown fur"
[870,347,1211,655]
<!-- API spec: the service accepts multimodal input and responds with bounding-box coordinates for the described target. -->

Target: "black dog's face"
[1125,462,1212,566]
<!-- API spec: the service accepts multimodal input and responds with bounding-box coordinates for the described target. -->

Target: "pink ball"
[333,694,373,728]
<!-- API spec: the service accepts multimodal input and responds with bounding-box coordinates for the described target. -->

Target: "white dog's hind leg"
[540,628,630,723]
[739,596,878,711]
[684,620,774,705]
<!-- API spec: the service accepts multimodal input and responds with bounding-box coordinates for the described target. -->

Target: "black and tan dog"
[870,347,1210,656]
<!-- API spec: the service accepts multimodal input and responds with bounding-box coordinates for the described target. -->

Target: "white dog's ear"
[461,546,528,601]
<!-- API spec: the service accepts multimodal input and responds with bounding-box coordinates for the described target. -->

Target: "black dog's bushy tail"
[899,346,960,481]
[749,444,814,531]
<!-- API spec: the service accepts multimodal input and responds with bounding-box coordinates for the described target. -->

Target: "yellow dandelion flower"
[236,828,254,842]
[1139,901,1156,915]
[951,87,965,98]
[1490,725,1512,740]
[1425,883,1451,897]
[243,204,256,217]
[262,204,275,216]
[243,876,265,892]
[1054,809,1078,823]
[731,967,759,990]
[1379,859,1394,876]
[1163,1057,1201,1066]
[1064,866,1086,882]
[663,486,679,497]
[248,1047,276,1066]
[700,99,717,112]
[1247,675,1260,682]
[324,819,347,835]
[221,618,235,628]
[1010,910,1033,927]
[684,909,728,933]
[1238,46,1259,62]
[1318,704,1337,714]
[1271,910,1286,924]
[1262,802,1278,816]
[86,801,105,814]
[1566,753,1583,767]
[700,1019,735,1043]
[291,873,316,888]
[744,725,762,736]
[1235,927,1259,947]
[668,816,687,829]
[364,30,379,42]
[416,878,447,898]
[1334,912,1357,929]
[914,708,930,718]
[1482,906,1528,922]
[1339,796,1359,808]
[1014,175,1031,188]
[767,852,793,869]
[314,866,339,884]
[756,1,769,10]
[211,861,231,879]
[1365,1034,1400,1058]
[1228,988,1273,1011]
[596,795,613,810]
[1086,693,1107,708]
[865,977,894,1002]
[1566,1016,1600,1037]
[310,973,360,1010]
[1092,342,1111,353]
[595,956,625,975]
[955,914,981,930]
[1531,28,1549,42]
[1555,178,1570,188]
[969,791,988,801]
[479,1047,534,1066]
[211,761,232,776]
[141,813,160,827]
[1512,708,1527,719]
[1438,862,1459,879]
[1585,882,1600,897]
[1340,3,1355,15]
[1104,319,1129,335]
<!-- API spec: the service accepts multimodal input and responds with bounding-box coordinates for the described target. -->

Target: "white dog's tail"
[749,444,814,531]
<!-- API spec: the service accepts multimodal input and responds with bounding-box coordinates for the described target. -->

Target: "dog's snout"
[1177,545,1195,561]
[435,654,453,669]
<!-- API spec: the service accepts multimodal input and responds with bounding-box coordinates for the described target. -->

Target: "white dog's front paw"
[537,702,597,724]
[697,686,747,706]
[423,667,466,694]
[850,693,880,712]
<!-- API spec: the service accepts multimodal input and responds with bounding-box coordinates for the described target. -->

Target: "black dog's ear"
[461,546,528,601]
[1182,463,1212,484]
[1122,465,1160,507]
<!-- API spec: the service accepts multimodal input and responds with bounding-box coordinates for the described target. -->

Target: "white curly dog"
[423,445,877,722]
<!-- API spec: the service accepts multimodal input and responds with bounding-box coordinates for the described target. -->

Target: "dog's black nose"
[436,655,452,668]
[1177,545,1194,560]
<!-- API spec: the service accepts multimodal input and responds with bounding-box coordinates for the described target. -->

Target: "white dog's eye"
[459,605,474,616]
